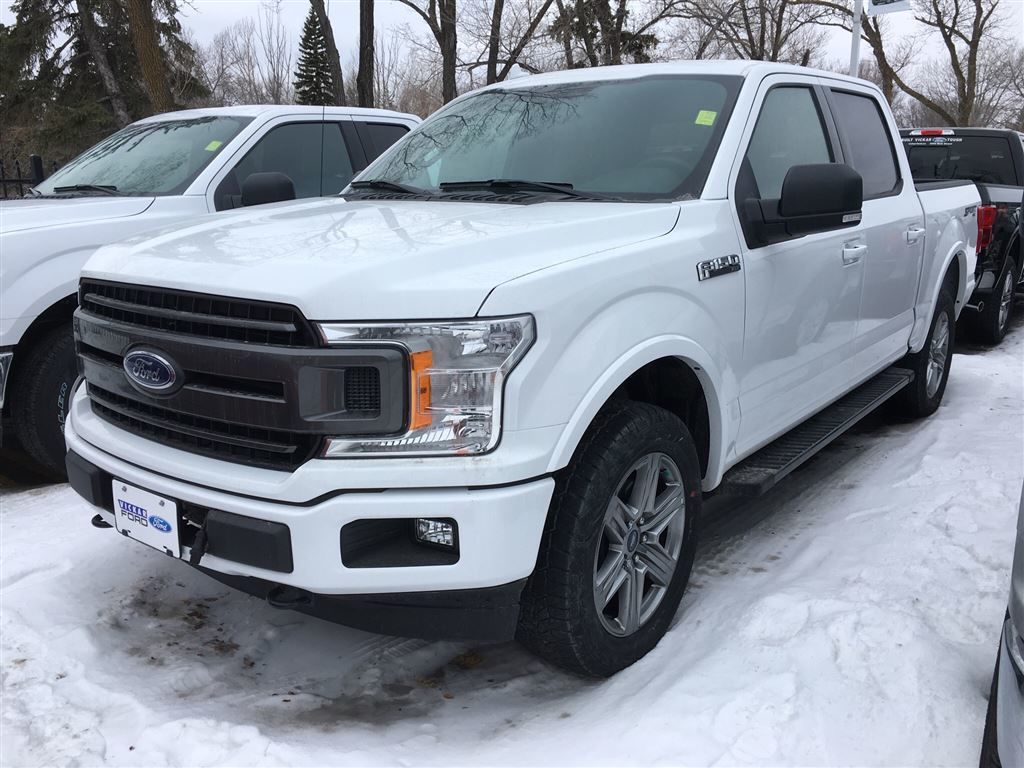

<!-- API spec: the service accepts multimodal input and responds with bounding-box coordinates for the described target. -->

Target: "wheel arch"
[546,338,729,491]
[5,294,78,414]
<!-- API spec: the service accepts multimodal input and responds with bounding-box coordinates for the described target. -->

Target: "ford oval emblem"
[123,349,178,393]
[148,514,173,533]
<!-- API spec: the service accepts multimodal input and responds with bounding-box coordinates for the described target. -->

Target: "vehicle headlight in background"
[317,316,535,456]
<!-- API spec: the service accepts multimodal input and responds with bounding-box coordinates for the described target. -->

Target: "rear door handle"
[842,243,867,265]
[906,226,926,244]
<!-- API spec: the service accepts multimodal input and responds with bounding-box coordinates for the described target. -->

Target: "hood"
[82,197,680,319]
[0,196,155,234]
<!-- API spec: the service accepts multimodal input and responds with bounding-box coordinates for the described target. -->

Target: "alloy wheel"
[593,452,686,637]
[926,312,950,399]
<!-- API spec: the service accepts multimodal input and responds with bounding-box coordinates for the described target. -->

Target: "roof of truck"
[134,104,420,125]
[483,60,877,91]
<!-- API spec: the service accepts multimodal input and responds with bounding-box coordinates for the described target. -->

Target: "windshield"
[357,75,741,201]
[903,135,1020,186]
[34,116,253,197]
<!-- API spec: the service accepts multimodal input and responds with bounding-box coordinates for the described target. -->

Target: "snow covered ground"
[2,323,1022,767]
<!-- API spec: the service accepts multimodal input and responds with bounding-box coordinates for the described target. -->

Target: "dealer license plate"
[112,480,180,557]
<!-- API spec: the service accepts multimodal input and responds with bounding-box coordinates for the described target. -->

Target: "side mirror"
[241,172,296,207]
[745,164,863,246]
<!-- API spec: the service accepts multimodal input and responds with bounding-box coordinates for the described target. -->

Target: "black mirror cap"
[241,172,296,207]
[747,164,864,246]
[779,163,863,219]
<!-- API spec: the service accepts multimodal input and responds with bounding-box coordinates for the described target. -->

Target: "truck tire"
[979,651,1001,768]
[972,257,1017,346]
[10,323,77,480]
[517,401,701,677]
[891,289,956,421]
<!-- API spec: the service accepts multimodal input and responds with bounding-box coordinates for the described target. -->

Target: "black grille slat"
[88,385,319,470]
[79,280,316,347]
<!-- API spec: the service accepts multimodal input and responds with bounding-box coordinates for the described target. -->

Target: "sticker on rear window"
[205,140,224,151]
[695,110,717,126]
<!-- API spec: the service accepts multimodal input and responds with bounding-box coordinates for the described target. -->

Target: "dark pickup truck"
[901,128,1024,344]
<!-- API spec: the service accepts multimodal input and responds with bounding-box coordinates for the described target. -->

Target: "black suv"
[901,128,1023,345]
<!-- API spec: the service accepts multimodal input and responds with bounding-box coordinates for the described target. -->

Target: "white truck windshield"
[34,116,253,197]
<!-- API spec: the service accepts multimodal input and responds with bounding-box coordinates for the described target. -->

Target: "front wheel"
[890,289,955,421]
[9,323,77,480]
[516,401,701,677]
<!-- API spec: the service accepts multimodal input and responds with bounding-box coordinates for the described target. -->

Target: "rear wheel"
[890,289,955,421]
[971,258,1017,346]
[9,323,77,480]
[517,401,701,677]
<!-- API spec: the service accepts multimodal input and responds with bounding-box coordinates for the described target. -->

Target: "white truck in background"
[65,62,980,676]
[0,105,419,477]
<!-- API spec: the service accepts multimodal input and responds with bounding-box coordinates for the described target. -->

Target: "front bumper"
[65,418,553,595]
[996,616,1024,766]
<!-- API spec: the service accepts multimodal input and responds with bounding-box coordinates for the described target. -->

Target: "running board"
[719,367,914,497]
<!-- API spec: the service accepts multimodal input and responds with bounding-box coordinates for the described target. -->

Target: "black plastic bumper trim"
[196,567,526,642]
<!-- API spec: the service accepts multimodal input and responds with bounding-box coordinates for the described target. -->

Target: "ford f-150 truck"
[65,62,980,677]
[901,128,1023,345]
[0,105,418,478]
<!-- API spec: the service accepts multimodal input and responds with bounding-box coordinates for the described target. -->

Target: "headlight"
[317,316,535,456]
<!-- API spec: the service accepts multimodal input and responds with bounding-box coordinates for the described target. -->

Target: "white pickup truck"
[0,105,419,477]
[65,62,980,677]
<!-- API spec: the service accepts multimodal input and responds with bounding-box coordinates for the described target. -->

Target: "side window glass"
[743,87,832,200]
[322,123,356,196]
[216,122,325,210]
[357,122,410,161]
[829,90,899,198]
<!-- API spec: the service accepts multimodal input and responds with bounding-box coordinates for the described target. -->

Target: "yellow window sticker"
[695,110,717,126]
[205,140,224,151]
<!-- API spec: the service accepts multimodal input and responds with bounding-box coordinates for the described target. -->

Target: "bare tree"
[675,0,829,64]
[358,0,375,106]
[366,30,444,115]
[310,0,347,105]
[193,3,293,106]
[810,0,1011,125]
[394,0,459,103]
[77,0,132,125]
[124,0,175,111]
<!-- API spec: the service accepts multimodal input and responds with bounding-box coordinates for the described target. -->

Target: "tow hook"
[267,584,314,609]
[91,514,112,529]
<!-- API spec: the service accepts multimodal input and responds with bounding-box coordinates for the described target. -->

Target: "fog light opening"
[414,518,458,550]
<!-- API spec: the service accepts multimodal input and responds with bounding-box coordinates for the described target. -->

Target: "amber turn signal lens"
[409,349,433,430]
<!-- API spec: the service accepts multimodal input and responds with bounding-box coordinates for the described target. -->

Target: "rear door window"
[829,90,900,198]
[354,122,410,162]
[902,135,1019,186]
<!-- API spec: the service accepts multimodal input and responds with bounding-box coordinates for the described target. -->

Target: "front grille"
[76,281,407,472]
[79,280,318,347]
[88,385,321,471]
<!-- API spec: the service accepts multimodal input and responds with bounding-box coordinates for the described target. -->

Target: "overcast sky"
[2,0,1021,78]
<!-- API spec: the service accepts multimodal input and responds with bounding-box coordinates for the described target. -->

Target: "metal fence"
[0,155,59,199]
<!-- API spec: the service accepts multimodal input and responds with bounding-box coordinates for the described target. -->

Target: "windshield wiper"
[53,184,121,196]
[439,179,599,198]
[348,179,428,195]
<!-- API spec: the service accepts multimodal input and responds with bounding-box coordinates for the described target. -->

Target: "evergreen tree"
[293,8,335,106]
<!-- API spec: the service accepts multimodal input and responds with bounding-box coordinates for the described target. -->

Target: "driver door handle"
[842,243,867,265]
[906,226,926,244]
